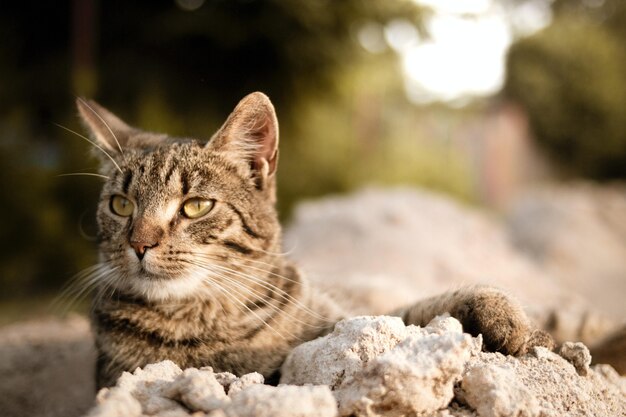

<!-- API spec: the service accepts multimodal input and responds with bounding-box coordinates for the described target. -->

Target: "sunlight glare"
[404,0,550,104]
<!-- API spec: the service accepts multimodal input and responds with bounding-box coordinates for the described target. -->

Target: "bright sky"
[363,0,552,104]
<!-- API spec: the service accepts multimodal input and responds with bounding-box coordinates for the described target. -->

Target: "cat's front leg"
[393,286,554,355]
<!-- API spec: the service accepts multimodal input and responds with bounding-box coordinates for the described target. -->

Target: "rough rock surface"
[86,361,337,417]
[84,315,626,417]
[281,316,626,416]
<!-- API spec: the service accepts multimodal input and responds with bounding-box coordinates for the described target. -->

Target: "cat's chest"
[93,298,224,342]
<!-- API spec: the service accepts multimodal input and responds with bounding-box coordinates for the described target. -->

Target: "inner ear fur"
[209,92,279,185]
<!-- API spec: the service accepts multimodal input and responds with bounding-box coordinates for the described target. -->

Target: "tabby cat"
[77,92,553,389]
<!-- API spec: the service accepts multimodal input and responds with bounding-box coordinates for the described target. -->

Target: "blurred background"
[1,0,625,323]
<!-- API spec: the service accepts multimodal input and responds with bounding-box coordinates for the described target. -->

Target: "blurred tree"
[503,0,626,178]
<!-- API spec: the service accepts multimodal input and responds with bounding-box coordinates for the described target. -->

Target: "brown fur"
[77,93,553,389]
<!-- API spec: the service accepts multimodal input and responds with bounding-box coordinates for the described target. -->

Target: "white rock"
[462,363,541,417]
[115,360,184,415]
[281,316,419,388]
[225,384,337,417]
[281,315,479,416]
[85,387,142,417]
[165,368,230,412]
[334,331,479,416]
[425,313,464,335]
[227,372,264,396]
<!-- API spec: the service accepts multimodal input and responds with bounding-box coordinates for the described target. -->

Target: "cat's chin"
[125,269,209,302]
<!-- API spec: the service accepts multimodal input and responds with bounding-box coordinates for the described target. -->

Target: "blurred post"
[72,0,98,97]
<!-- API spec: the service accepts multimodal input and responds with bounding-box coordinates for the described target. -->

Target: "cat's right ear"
[208,92,279,190]
[76,98,135,156]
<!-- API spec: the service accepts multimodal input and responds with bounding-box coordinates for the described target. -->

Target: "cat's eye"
[110,195,134,217]
[182,198,214,219]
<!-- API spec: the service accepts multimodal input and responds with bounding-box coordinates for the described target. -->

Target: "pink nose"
[130,240,159,260]
[129,218,163,260]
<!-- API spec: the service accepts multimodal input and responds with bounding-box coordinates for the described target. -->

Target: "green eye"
[110,195,134,217]
[182,198,214,219]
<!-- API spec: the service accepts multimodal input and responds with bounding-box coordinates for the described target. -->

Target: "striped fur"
[78,93,555,389]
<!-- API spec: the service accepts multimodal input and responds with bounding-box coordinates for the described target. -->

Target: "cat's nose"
[129,218,164,260]
[131,240,159,260]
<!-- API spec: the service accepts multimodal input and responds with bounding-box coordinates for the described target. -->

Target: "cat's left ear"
[76,98,135,156]
[209,92,279,189]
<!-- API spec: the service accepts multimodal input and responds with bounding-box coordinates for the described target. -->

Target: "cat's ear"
[209,92,279,188]
[76,98,135,156]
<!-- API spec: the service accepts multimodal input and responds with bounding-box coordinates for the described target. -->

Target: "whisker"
[193,253,302,285]
[58,172,111,179]
[76,98,126,159]
[191,253,329,322]
[51,264,117,315]
[54,123,123,174]
[213,264,329,322]
[184,260,299,341]
[203,270,292,341]
[190,259,329,329]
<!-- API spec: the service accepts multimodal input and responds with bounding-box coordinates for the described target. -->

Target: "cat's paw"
[452,288,554,356]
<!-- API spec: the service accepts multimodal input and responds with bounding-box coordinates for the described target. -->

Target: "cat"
[76,92,554,389]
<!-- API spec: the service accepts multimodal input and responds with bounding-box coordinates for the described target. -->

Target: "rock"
[280,316,414,388]
[86,388,142,417]
[282,316,481,416]
[426,313,464,335]
[280,314,625,417]
[226,372,264,396]
[208,368,237,392]
[559,341,592,376]
[334,329,479,416]
[117,360,185,415]
[225,384,337,417]
[87,361,334,417]
[457,349,626,417]
[462,363,541,417]
[165,368,231,412]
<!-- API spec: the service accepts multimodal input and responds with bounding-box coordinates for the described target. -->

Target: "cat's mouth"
[131,251,180,280]
[136,264,180,281]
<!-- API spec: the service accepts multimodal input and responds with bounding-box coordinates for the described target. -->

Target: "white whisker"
[58,172,111,179]
[55,123,123,174]
[51,264,118,315]
[204,270,292,341]
[182,260,302,341]
[191,253,329,322]
[214,263,329,322]
[190,259,329,329]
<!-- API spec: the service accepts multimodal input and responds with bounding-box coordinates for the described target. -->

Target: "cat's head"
[78,92,281,302]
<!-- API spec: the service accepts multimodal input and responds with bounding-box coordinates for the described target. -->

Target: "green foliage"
[504,7,626,178]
